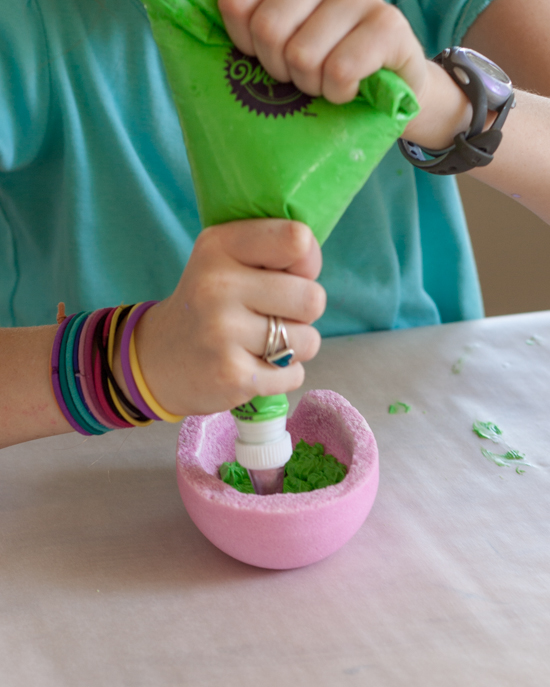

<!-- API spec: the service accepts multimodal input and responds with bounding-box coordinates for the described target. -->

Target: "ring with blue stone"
[263,316,295,368]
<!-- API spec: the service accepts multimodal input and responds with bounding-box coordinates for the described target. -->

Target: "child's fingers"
[243,269,326,324]
[248,0,323,83]
[284,0,371,96]
[218,0,262,55]
[227,306,322,360]
[225,346,307,402]
[202,219,323,280]
[321,4,426,103]
[250,357,306,398]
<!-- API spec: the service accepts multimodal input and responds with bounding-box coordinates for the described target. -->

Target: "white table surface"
[2,311,550,686]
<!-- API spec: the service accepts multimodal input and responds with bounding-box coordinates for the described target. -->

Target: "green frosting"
[219,439,347,494]
[231,394,289,423]
[472,420,503,442]
[473,420,533,474]
[388,402,411,414]
[452,357,465,374]
[219,461,255,493]
[284,440,347,493]
[481,447,533,471]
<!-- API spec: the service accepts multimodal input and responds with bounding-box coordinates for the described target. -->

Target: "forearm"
[0,323,133,449]
[403,65,550,226]
[0,326,72,448]
[467,89,550,225]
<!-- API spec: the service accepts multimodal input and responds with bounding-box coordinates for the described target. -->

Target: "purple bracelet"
[51,314,93,436]
[120,301,161,421]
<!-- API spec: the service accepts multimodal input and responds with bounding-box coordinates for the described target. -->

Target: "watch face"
[455,48,513,109]
[466,50,509,84]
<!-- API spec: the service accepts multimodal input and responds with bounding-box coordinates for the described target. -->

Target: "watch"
[398,47,515,175]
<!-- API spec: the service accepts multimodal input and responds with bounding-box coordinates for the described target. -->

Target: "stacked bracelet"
[50,302,184,436]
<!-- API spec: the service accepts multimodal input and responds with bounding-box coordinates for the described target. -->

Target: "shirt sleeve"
[394,0,496,58]
[0,0,50,171]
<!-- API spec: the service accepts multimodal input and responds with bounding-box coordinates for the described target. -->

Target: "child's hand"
[217,0,474,150]
[218,0,428,104]
[131,219,326,416]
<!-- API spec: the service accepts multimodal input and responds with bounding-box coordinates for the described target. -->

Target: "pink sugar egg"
[176,389,379,569]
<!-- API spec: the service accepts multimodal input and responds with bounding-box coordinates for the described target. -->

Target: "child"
[1,0,549,448]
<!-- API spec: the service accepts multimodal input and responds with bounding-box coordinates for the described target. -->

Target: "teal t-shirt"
[0,0,493,333]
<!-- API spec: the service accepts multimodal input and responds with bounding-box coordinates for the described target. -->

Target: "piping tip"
[247,466,285,495]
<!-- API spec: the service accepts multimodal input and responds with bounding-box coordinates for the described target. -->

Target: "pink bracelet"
[93,349,132,428]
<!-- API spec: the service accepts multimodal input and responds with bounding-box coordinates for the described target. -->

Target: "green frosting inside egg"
[219,439,347,494]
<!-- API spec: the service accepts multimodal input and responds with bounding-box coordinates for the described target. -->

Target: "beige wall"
[458,175,550,317]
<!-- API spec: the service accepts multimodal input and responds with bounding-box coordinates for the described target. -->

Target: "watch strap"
[398,91,514,175]
[398,48,515,175]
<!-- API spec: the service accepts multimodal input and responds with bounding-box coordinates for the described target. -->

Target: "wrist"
[403,60,473,150]
[132,299,184,417]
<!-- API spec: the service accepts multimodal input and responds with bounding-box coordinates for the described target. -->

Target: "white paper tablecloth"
[2,311,550,686]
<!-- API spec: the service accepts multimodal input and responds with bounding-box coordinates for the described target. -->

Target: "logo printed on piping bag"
[225,48,314,117]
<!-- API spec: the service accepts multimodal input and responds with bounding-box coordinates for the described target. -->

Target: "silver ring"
[263,316,295,368]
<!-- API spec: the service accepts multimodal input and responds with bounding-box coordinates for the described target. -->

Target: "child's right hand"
[128,219,326,416]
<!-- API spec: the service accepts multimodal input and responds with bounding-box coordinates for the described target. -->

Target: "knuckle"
[302,282,326,322]
[287,364,306,392]
[250,7,284,47]
[191,270,230,308]
[214,354,248,395]
[218,0,249,22]
[301,326,321,361]
[324,54,356,87]
[282,221,312,260]
[192,227,218,260]
[284,38,314,74]
[373,3,407,33]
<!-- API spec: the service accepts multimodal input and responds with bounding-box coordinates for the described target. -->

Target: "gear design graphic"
[224,48,313,118]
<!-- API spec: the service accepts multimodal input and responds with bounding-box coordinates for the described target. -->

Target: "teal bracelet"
[65,310,112,435]
[58,312,104,436]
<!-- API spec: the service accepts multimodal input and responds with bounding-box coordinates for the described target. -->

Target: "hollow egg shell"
[176,390,379,569]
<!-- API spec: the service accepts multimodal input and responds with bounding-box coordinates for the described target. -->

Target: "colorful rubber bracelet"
[128,330,184,423]
[72,312,89,407]
[94,308,133,428]
[99,307,150,425]
[77,310,99,419]
[106,305,152,426]
[106,306,144,427]
[120,302,162,421]
[93,349,131,428]
[64,311,112,433]
[81,308,119,428]
[107,306,153,427]
[76,308,117,429]
[57,313,102,435]
[62,312,107,434]
[91,311,133,428]
[51,314,93,436]
[90,309,127,426]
